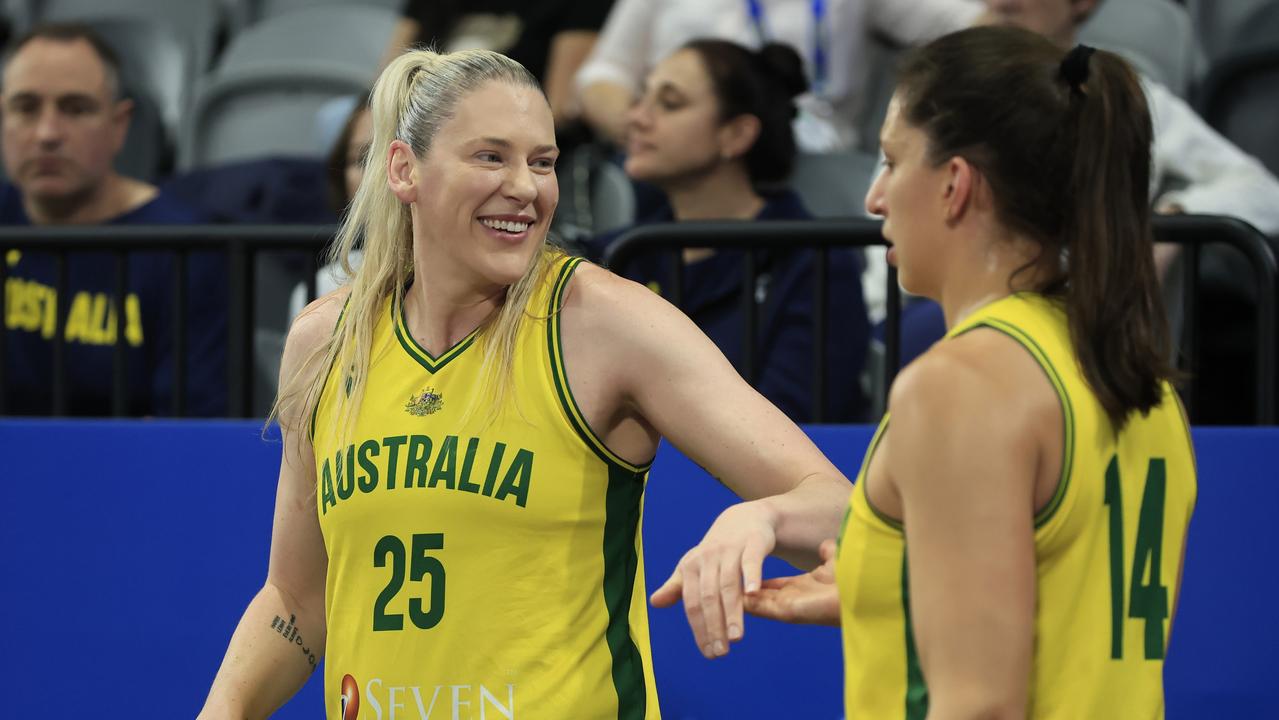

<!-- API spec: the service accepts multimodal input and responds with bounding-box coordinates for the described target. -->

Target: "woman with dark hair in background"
[734,26,1196,718]
[324,90,373,218]
[593,40,871,423]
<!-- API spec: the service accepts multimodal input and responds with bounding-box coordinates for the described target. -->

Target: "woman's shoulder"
[889,326,1059,430]
[283,287,350,367]
[558,259,688,342]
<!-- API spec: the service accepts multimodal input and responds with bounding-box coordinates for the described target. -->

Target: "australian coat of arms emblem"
[405,387,444,416]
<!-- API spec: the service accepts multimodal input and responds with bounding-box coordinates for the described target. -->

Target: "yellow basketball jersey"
[836,293,1196,719]
[311,255,661,720]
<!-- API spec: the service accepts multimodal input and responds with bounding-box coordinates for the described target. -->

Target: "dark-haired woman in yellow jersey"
[741,26,1196,720]
[196,48,852,719]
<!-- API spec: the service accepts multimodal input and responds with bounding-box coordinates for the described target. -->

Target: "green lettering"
[320,457,337,514]
[335,444,355,500]
[406,435,432,488]
[429,436,458,490]
[357,439,380,492]
[382,435,407,490]
[482,442,507,497]
[457,437,481,494]
[494,449,533,508]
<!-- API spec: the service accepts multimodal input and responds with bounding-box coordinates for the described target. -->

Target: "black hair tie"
[1059,44,1096,95]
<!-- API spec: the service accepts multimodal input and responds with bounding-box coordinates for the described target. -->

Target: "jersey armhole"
[546,257,654,476]
[955,320,1076,529]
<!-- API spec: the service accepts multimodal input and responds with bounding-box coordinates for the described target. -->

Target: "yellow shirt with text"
[312,255,660,720]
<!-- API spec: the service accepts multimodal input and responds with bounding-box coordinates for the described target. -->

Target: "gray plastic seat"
[87,17,187,166]
[790,150,880,219]
[227,0,401,31]
[1188,0,1278,61]
[1079,0,1206,97]
[33,0,220,76]
[1201,55,1279,177]
[1198,3,1279,176]
[180,5,397,169]
[180,63,373,168]
[216,4,398,76]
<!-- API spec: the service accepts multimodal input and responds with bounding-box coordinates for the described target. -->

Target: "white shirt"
[576,0,983,151]
[1146,78,1279,236]
[861,75,1279,323]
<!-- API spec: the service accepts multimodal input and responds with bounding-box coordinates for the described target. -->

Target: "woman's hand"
[743,539,841,626]
[650,501,777,659]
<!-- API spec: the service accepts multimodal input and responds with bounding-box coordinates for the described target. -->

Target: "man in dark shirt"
[1,23,226,416]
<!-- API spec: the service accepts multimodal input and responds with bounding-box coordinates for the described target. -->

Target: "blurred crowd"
[1,0,1276,423]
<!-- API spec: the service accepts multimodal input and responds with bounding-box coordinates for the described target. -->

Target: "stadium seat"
[1198,3,1279,176]
[215,4,397,76]
[115,89,167,182]
[1079,0,1206,97]
[789,150,880,219]
[180,5,396,168]
[33,0,220,78]
[87,17,187,177]
[1188,0,1278,60]
[180,63,374,168]
[227,0,401,31]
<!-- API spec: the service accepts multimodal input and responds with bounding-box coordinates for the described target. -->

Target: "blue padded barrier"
[0,421,1273,718]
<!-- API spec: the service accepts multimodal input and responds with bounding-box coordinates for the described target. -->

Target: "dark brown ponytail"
[896,26,1174,429]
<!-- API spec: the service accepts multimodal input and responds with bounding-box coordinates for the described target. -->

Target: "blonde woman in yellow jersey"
[197,47,852,720]
[742,26,1196,720]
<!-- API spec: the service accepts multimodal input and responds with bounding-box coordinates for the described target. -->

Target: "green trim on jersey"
[859,420,903,532]
[902,557,928,720]
[603,462,648,719]
[547,257,654,474]
[393,294,482,374]
[958,318,1076,530]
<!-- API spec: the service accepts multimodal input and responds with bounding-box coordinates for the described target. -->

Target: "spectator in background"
[324,91,373,219]
[302,92,373,308]
[868,0,1279,380]
[576,0,985,152]
[0,23,226,416]
[590,40,871,423]
[987,0,1279,240]
[381,0,614,129]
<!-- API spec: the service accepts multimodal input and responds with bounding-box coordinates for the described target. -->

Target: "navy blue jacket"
[1,184,227,416]
[591,191,871,422]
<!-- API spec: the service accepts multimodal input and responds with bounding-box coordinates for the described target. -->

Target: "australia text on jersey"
[320,434,534,514]
[5,276,145,346]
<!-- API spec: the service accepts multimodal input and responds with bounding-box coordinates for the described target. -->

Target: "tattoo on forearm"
[270,614,319,673]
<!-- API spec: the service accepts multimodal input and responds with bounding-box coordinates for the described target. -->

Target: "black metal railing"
[0,225,334,418]
[604,216,1277,425]
[1,216,1274,423]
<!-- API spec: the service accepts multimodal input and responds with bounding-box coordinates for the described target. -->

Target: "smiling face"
[623,48,730,188]
[1,37,129,205]
[864,94,954,296]
[396,80,559,290]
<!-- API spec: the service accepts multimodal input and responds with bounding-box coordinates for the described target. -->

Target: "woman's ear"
[943,155,978,223]
[387,140,418,204]
[718,113,762,162]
